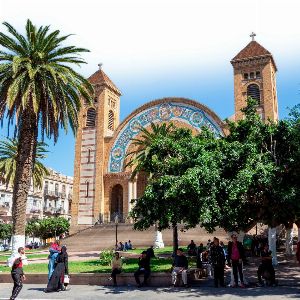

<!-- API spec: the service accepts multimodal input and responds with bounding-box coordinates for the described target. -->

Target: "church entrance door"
[110,184,124,222]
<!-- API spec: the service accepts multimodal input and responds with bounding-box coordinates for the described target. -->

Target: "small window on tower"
[108,110,114,131]
[244,73,249,80]
[86,108,96,127]
[256,71,261,78]
[247,84,261,105]
[94,96,98,103]
[250,72,254,79]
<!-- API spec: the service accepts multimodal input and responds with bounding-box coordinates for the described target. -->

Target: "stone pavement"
[1,284,300,300]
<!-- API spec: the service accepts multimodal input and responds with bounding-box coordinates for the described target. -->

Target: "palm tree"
[0,20,93,252]
[126,122,175,178]
[0,137,49,189]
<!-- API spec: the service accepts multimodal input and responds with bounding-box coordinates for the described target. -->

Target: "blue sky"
[1,0,300,176]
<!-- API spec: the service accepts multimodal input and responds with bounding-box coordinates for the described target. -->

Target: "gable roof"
[231,40,277,70]
[88,69,121,95]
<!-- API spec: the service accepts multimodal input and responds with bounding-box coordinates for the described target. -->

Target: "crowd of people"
[7,233,280,298]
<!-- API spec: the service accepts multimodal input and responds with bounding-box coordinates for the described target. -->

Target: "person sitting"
[124,242,129,251]
[128,240,133,250]
[134,251,151,287]
[172,248,189,287]
[117,242,124,251]
[257,244,276,286]
[146,246,155,258]
[109,252,122,286]
[187,240,197,256]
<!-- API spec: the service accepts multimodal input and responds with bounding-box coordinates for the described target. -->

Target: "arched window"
[247,84,261,105]
[108,110,114,131]
[86,108,96,127]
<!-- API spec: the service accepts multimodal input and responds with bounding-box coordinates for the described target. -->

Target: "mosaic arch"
[108,100,223,173]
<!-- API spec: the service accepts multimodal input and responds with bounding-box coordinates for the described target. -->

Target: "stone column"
[133,180,137,200]
[128,181,133,213]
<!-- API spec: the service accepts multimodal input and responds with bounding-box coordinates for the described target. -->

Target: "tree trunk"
[268,226,278,265]
[295,220,300,242]
[154,224,164,248]
[173,224,178,254]
[285,224,294,255]
[11,108,37,254]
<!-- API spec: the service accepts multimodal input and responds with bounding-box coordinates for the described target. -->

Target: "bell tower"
[231,33,279,122]
[72,65,121,226]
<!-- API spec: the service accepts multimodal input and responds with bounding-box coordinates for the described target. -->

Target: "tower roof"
[231,40,277,71]
[88,68,121,95]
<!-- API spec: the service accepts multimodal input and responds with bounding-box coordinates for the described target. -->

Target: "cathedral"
[71,36,279,228]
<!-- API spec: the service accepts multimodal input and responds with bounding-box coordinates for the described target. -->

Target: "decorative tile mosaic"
[108,102,223,173]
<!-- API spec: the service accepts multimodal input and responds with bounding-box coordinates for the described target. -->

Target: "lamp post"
[115,214,119,250]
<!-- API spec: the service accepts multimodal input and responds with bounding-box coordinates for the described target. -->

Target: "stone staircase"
[63,224,229,252]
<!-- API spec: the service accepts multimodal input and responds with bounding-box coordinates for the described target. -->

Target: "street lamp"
[115,214,119,250]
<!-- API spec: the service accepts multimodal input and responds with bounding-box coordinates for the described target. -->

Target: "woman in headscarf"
[44,245,69,292]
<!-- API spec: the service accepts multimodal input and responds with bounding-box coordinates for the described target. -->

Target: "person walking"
[109,252,122,286]
[45,245,69,292]
[134,251,151,287]
[227,232,246,288]
[10,247,26,300]
[172,248,189,287]
[210,237,226,287]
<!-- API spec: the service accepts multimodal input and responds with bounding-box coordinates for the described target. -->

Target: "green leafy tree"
[0,20,93,250]
[38,217,70,240]
[0,222,12,242]
[129,125,222,252]
[0,137,49,189]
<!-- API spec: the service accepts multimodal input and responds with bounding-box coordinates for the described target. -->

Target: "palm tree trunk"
[11,108,37,253]
[173,224,178,254]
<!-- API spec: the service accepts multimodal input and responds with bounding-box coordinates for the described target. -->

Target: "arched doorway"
[110,184,123,222]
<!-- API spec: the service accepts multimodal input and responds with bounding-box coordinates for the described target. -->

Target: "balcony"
[44,190,59,198]
[30,207,41,214]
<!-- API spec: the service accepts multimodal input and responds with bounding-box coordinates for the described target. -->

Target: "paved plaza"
[1,284,300,300]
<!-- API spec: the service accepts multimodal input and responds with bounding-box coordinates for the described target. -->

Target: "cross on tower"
[98,63,103,70]
[250,32,256,41]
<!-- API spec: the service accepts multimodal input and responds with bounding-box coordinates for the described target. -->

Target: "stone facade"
[0,169,73,223]
[72,38,279,228]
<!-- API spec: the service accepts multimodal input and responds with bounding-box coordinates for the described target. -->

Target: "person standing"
[10,247,26,300]
[48,240,60,281]
[109,252,122,286]
[227,232,246,288]
[210,238,226,287]
[172,248,189,287]
[296,241,300,264]
[134,251,151,287]
[257,244,276,286]
[45,245,69,292]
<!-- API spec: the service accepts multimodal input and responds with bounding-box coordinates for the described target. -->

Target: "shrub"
[99,250,114,266]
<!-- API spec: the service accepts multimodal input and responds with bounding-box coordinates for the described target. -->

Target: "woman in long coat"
[45,245,69,292]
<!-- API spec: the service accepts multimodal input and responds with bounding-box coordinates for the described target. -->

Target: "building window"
[244,73,249,80]
[108,110,114,131]
[86,182,89,197]
[247,84,261,105]
[86,108,96,127]
[55,183,59,196]
[44,181,49,194]
[256,71,261,78]
[108,97,116,109]
[250,72,254,79]
[94,96,98,103]
[87,149,91,163]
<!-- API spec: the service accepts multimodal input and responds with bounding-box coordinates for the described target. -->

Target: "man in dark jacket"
[227,232,246,287]
[134,251,151,287]
[210,237,226,287]
[10,247,26,300]
[257,244,276,286]
[172,248,189,287]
